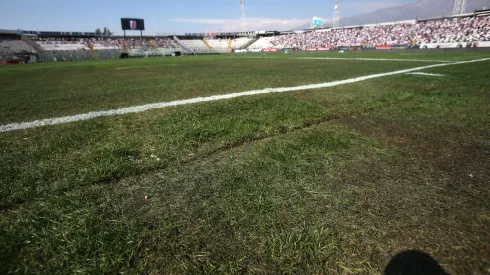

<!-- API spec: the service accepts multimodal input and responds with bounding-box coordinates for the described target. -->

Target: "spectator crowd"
[34,36,178,50]
[270,15,490,49]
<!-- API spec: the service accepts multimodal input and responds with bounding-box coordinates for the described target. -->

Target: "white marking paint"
[406,72,446,77]
[1,57,489,133]
[294,57,454,63]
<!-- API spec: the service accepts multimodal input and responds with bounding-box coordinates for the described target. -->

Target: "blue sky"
[1,0,414,34]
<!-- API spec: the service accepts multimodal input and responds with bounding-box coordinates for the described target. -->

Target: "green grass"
[0,56,437,124]
[0,52,489,274]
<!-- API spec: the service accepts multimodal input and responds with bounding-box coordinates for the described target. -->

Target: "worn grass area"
[0,53,489,274]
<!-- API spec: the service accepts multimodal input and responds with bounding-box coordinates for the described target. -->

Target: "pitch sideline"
[1,57,489,133]
[293,57,455,63]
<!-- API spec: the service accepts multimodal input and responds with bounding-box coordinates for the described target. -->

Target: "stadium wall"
[22,46,490,64]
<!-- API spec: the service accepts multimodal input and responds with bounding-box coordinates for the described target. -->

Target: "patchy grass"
[0,95,328,208]
[0,53,489,274]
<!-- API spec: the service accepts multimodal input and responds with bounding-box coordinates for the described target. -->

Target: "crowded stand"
[151,37,178,48]
[35,37,178,51]
[268,15,490,50]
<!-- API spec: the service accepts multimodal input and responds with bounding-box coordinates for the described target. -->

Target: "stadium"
[0,0,489,273]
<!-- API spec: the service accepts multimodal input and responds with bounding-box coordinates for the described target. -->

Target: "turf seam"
[152,94,419,169]
[1,57,489,133]
[0,94,418,211]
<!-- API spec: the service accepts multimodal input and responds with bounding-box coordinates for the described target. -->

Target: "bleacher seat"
[181,40,211,54]
[2,40,36,53]
[206,39,230,53]
[231,38,255,50]
[247,37,275,50]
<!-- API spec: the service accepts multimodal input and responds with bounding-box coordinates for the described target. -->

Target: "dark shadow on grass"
[385,250,449,275]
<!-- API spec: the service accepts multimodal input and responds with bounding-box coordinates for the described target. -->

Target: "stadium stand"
[180,38,254,54]
[206,39,231,53]
[32,37,182,61]
[181,39,211,54]
[247,37,276,50]
[1,13,489,63]
[151,37,178,48]
[0,40,16,56]
[1,40,37,53]
[0,35,37,64]
[36,40,89,51]
[263,15,490,50]
[231,37,257,50]
[35,37,178,51]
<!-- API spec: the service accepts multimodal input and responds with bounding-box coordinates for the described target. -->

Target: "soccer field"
[1,52,489,273]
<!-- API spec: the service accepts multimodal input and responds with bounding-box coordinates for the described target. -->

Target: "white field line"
[1,57,489,133]
[406,72,446,77]
[293,57,454,63]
